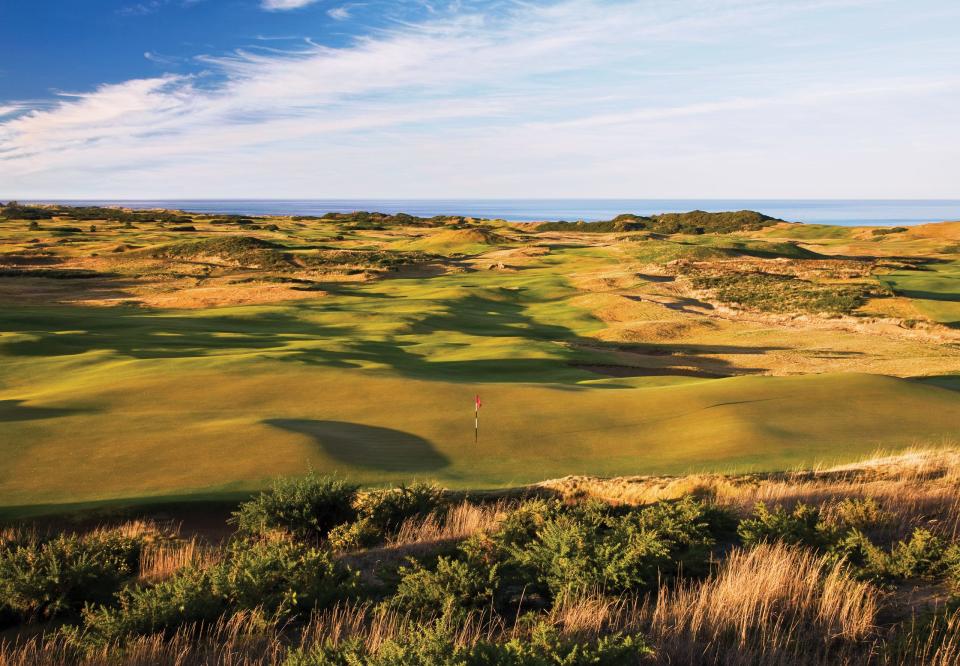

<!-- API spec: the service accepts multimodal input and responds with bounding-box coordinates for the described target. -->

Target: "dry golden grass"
[386,500,506,548]
[138,537,221,582]
[540,447,960,540]
[889,608,960,666]
[641,543,879,664]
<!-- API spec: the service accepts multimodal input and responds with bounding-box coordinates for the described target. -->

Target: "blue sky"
[1,0,959,198]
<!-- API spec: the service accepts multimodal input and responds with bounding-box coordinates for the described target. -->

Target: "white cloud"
[2,0,959,197]
[261,0,319,10]
[327,5,351,20]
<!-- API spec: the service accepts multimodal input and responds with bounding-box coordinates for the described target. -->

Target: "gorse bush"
[738,502,829,548]
[391,497,727,618]
[283,616,653,666]
[0,529,148,622]
[739,501,960,588]
[331,482,447,550]
[231,474,359,541]
[357,483,446,534]
[77,538,355,645]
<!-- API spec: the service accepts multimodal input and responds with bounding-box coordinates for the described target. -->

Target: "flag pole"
[474,394,481,444]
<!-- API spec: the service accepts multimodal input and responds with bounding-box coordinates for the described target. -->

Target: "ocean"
[21,199,960,226]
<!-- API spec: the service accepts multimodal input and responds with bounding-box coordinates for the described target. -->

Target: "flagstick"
[475,405,479,444]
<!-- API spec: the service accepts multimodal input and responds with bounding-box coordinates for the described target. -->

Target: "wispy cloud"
[118,0,203,16]
[261,0,320,10]
[328,5,352,20]
[2,0,958,197]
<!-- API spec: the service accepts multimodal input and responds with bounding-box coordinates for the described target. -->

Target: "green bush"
[505,498,720,599]
[283,618,652,665]
[823,497,893,534]
[213,539,349,615]
[79,538,355,644]
[357,483,446,533]
[231,473,358,541]
[871,529,955,580]
[326,483,446,550]
[392,555,500,617]
[504,511,666,599]
[738,502,828,548]
[78,566,223,644]
[327,517,382,552]
[0,530,145,622]
[391,497,723,615]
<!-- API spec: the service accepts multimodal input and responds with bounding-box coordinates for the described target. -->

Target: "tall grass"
[541,447,960,540]
[642,543,879,664]
[386,500,506,548]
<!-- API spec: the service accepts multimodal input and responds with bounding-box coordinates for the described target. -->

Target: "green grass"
[878,260,960,327]
[2,217,960,516]
[2,244,959,514]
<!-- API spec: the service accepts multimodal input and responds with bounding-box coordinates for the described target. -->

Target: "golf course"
[2,204,959,516]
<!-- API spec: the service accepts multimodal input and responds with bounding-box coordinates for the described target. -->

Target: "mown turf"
[878,260,960,327]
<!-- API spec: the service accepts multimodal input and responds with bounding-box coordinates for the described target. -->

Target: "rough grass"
[688,270,878,315]
[4,450,960,665]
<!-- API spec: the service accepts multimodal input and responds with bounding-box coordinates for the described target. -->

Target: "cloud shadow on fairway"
[263,419,449,471]
[0,399,92,422]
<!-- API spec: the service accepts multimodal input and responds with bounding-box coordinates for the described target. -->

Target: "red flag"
[475,395,482,410]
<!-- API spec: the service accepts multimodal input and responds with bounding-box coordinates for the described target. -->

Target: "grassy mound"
[142,236,290,269]
[402,228,510,254]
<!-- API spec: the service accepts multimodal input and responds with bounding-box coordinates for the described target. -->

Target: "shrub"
[823,497,893,534]
[80,539,355,644]
[738,502,828,548]
[392,555,500,617]
[213,539,349,615]
[326,517,383,552]
[357,483,446,533]
[231,474,358,541]
[507,513,670,599]
[881,529,951,579]
[325,483,446,550]
[77,566,223,644]
[394,497,723,613]
[284,618,652,665]
[0,530,145,622]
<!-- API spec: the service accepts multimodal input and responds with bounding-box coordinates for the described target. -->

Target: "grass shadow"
[263,419,450,472]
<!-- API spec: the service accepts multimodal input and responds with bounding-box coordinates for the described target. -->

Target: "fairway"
[1,206,959,515]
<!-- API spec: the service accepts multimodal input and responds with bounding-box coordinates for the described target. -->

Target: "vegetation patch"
[685,268,887,315]
[4,452,960,664]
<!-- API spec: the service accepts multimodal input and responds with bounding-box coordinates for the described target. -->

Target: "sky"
[1,0,958,199]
